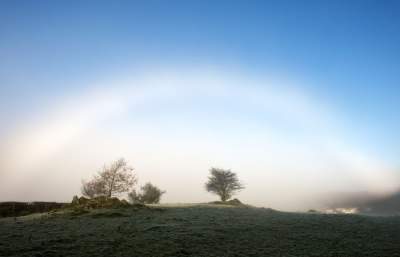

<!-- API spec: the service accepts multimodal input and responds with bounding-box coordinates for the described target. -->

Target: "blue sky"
[0,1,399,207]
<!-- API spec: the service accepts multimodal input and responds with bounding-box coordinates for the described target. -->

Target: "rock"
[69,196,132,210]
[227,198,242,205]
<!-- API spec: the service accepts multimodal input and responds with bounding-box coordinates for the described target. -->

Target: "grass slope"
[1,204,400,257]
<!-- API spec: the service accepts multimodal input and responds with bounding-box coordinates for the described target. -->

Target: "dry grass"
[1,204,400,257]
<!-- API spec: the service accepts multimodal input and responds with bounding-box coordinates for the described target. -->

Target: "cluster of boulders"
[209,198,245,206]
[70,195,131,209]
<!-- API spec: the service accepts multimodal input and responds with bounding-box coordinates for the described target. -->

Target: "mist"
[1,69,399,211]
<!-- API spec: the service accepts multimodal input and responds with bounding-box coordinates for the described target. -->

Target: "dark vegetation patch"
[0,202,66,217]
[0,196,148,218]
[89,211,129,218]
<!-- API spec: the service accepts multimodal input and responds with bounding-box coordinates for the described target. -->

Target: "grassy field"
[1,204,400,257]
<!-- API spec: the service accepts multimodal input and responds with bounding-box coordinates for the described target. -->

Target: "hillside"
[1,204,400,257]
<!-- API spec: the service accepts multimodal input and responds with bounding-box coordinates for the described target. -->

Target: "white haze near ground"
[0,69,399,211]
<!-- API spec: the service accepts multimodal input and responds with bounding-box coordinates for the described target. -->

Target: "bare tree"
[205,167,244,201]
[81,179,97,198]
[81,179,106,198]
[81,158,137,198]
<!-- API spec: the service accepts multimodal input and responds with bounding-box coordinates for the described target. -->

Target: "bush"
[128,190,141,204]
[140,183,166,204]
[128,182,166,204]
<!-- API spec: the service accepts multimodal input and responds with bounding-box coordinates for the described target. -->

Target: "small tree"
[205,167,244,201]
[81,158,137,198]
[128,182,166,204]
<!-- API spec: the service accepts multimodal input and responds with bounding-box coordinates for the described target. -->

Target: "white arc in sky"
[0,69,398,210]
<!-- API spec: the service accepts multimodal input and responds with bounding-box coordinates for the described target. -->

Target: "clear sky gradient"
[0,0,399,210]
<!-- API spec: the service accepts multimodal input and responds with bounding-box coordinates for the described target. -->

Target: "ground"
[1,204,400,257]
